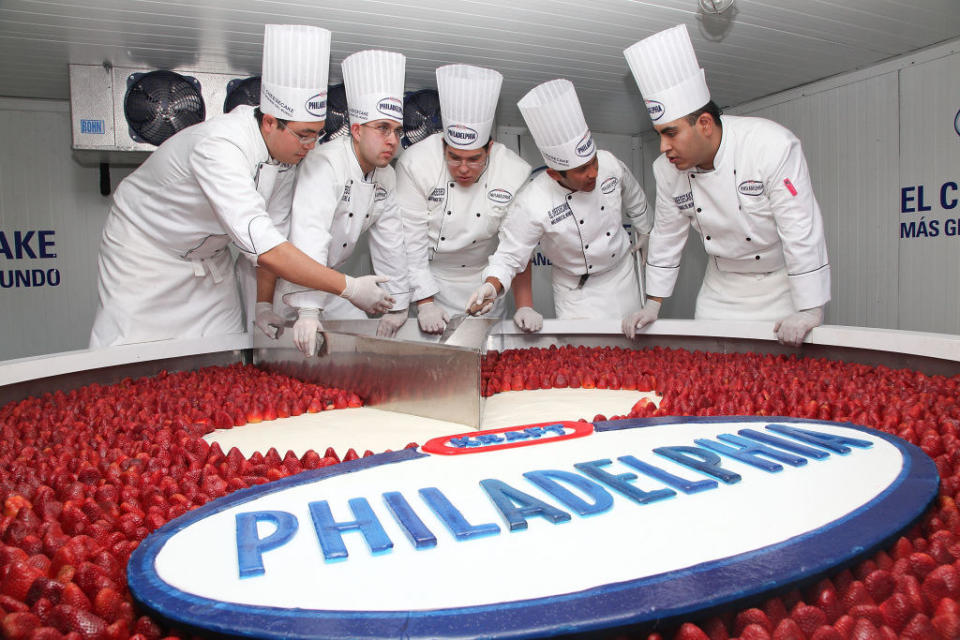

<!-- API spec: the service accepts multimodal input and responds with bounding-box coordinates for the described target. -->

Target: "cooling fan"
[223,76,261,113]
[124,70,206,146]
[402,88,442,148]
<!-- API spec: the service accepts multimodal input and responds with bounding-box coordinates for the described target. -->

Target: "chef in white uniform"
[468,79,651,322]
[395,64,537,334]
[622,25,830,346]
[280,49,411,356]
[89,25,394,348]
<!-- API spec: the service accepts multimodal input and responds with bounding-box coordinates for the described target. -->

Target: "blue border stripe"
[127,418,939,639]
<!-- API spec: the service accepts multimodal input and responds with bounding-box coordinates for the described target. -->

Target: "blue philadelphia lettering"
[0,230,57,260]
[233,424,873,577]
[901,182,958,213]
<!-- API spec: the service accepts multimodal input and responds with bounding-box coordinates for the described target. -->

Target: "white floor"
[206,388,658,458]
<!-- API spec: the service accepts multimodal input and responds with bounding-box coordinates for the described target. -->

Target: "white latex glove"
[377,309,408,338]
[513,306,543,333]
[621,300,661,339]
[254,301,286,339]
[341,274,395,315]
[774,306,824,347]
[466,282,498,316]
[632,230,650,257]
[417,302,449,334]
[292,308,323,357]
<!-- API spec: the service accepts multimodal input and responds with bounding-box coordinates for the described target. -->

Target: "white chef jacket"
[483,150,652,318]
[645,115,831,315]
[90,105,291,348]
[279,135,411,316]
[395,133,531,316]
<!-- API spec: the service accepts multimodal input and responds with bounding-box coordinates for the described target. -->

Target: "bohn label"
[128,417,938,639]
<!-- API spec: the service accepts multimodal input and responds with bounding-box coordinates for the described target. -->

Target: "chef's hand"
[293,308,324,357]
[513,307,543,333]
[774,306,824,347]
[254,301,286,339]
[466,282,498,316]
[417,301,449,334]
[377,309,408,338]
[341,274,395,315]
[621,300,661,339]
[631,230,650,257]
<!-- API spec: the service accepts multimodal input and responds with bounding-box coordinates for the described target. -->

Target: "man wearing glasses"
[90,26,395,348]
[279,49,411,356]
[396,64,537,335]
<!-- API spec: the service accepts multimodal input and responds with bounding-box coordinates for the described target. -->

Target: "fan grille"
[224,76,261,113]
[124,70,206,146]
[402,89,442,148]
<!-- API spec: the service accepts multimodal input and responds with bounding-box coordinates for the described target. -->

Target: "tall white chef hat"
[623,24,711,125]
[437,64,502,150]
[341,49,406,125]
[518,79,595,171]
[260,24,331,123]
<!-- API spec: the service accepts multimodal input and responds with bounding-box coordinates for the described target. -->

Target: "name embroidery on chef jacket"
[341,183,352,203]
[374,185,388,202]
[674,192,694,211]
[428,187,446,203]
[549,202,573,225]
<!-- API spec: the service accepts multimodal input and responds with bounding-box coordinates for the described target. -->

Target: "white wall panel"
[897,51,960,334]
[733,73,901,330]
[0,98,128,361]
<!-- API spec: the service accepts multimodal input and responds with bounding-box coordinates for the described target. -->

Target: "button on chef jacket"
[645,115,831,313]
[89,104,291,348]
[395,133,531,314]
[279,135,411,313]
[483,149,651,316]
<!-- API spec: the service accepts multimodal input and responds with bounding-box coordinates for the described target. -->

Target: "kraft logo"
[487,188,513,204]
[128,417,937,640]
[374,185,388,202]
[646,100,665,121]
[446,124,478,146]
[575,132,595,158]
[601,176,619,194]
[738,180,764,196]
[377,97,403,118]
[304,92,327,117]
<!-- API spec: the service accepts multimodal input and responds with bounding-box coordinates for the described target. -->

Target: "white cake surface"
[206,388,658,457]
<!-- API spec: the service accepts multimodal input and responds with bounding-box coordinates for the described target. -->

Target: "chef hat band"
[342,49,406,125]
[624,24,711,124]
[518,79,596,171]
[260,24,331,122]
[437,64,503,150]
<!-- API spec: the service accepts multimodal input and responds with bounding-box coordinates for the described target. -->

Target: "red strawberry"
[0,594,30,613]
[907,552,937,580]
[932,608,960,640]
[879,593,915,631]
[46,605,107,640]
[792,603,829,636]
[103,618,129,640]
[91,589,122,623]
[132,615,163,640]
[674,622,710,640]
[921,564,960,611]
[29,627,67,640]
[849,617,881,640]
[3,562,43,600]
[899,612,937,640]
[895,574,927,616]
[25,578,63,606]
[740,623,773,640]
[863,570,895,603]
[763,597,789,627]
[59,584,91,612]
[832,614,856,639]
[2,611,42,640]
[770,618,804,640]
[809,626,845,640]
[702,615,730,640]
[816,584,844,623]
[735,608,773,635]
[840,580,874,610]
[846,604,883,628]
